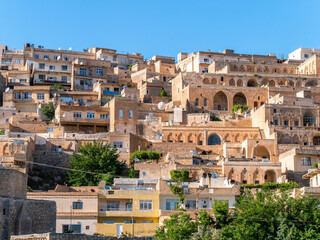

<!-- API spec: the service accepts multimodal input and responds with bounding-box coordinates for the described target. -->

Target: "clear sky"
[1,0,319,59]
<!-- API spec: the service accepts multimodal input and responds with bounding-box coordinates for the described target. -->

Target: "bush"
[170,169,189,182]
[51,84,64,90]
[161,88,168,97]
[232,104,248,113]
[130,150,161,161]
[210,115,221,121]
[0,129,5,135]
[312,162,319,169]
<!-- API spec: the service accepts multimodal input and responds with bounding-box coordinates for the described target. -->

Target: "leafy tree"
[41,102,55,121]
[128,166,135,178]
[169,170,189,205]
[161,87,168,97]
[218,188,320,240]
[154,212,197,240]
[51,84,64,90]
[197,209,214,228]
[67,140,124,186]
[191,225,221,240]
[212,200,231,230]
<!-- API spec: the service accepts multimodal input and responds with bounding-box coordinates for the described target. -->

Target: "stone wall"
[0,169,27,199]
[11,233,154,240]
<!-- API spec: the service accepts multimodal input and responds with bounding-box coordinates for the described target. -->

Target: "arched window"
[303,113,316,126]
[195,98,199,106]
[204,98,207,107]
[313,136,320,145]
[119,109,123,118]
[129,110,133,119]
[208,134,221,145]
[247,79,257,87]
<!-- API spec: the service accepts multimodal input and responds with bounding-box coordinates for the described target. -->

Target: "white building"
[288,48,320,61]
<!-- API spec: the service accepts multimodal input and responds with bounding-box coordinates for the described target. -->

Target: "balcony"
[35,79,71,84]
[59,116,109,125]
[97,223,158,237]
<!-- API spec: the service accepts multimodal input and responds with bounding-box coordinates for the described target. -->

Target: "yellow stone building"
[97,178,160,237]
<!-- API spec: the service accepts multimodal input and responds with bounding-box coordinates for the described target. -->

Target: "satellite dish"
[157,102,165,110]
[5,87,10,93]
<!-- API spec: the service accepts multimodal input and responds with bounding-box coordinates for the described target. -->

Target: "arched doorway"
[252,145,270,161]
[236,79,243,86]
[247,79,257,87]
[213,91,228,111]
[264,170,276,183]
[208,134,221,145]
[233,92,247,106]
[269,80,275,87]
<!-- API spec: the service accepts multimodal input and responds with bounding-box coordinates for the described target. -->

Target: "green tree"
[128,166,135,178]
[212,200,231,230]
[197,209,214,228]
[67,140,124,186]
[219,188,320,240]
[154,212,197,240]
[41,102,55,121]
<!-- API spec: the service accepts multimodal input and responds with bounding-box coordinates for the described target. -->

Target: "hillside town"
[1,43,320,239]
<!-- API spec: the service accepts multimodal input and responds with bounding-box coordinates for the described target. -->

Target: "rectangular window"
[284,120,289,126]
[165,199,179,210]
[39,63,45,69]
[15,92,21,99]
[142,220,154,223]
[113,142,123,148]
[120,57,126,63]
[204,58,209,63]
[20,79,27,83]
[49,65,55,70]
[47,127,54,133]
[22,92,31,99]
[49,77,57,81]
[39,74,46,80]
[129,59,134,64]
[204,68,208,73]
[96,68,103,75]
[61,65,68,71]
[80,68,87,76]
[100,114,108,119]
[53,56,59,60]
[73,202,83,209]
[139,200,152,210]
[61,76,68,82]
[274,120,278,126]
[1,59,12,64]
[44,55,49,59]
[301,157,311,166]
[295,121,299,126]
[107,201,120,211]
[37,93,44,99]
[73,112,82,118]
[87,113,95,119]
[14,59,21,64]
[186,200,196,209]
[304,54,309,58]
[34,54,39,59]
[273,109,277,113]
[152,89,159,95]
[124,220,136,223]
[103,220,115,224]
[62,224,81,234]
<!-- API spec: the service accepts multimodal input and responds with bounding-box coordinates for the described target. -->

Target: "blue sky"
[1,0,319,59]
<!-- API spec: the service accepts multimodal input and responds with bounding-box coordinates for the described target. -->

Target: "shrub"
[130,150,161,161]
[51,84,64,90]
[161,88,168,97]
[41,102,55,121]
[232,104,248,113]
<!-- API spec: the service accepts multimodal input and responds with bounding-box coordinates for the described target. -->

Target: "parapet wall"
[0,169,27,199]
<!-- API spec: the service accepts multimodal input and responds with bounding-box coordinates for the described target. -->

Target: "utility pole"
[131,215,134,236]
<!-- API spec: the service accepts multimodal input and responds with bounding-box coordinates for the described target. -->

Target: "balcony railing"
[100,208,133,212]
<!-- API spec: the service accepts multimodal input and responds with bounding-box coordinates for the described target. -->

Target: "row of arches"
[202,77,317,88]
[194,91,247,111]
[278,134,320,145]
[227,168,277,184]
[231,64,296,75]
[166,132,259,144]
